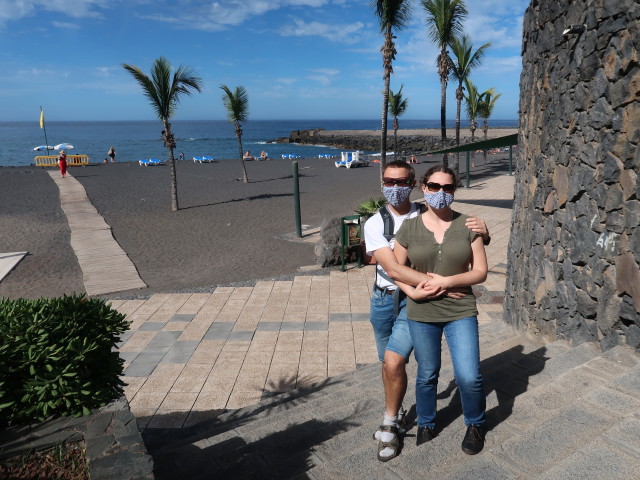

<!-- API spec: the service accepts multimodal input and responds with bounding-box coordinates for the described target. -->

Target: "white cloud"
[280,18,365,43]
[137,0,342,32]
[52,20,80,29]
[306,67,339,85]
[95,66,118,77]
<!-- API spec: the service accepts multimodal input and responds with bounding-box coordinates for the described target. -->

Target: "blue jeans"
[408,316,485,428]
[370,289,413,362]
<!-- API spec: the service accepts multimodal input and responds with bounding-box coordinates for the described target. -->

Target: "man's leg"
[382,301,412,421]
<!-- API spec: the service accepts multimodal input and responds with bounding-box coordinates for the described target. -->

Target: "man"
[365,161,490,462]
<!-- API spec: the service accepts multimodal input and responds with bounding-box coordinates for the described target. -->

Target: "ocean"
[0,119,518,168]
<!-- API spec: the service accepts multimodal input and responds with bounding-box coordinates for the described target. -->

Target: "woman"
[393,165,488,455]
[58,150,67,178]
[108,146,116,162]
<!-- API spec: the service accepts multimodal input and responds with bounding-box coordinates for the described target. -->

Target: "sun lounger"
[139,158,165,166]
[281,154,301,159]
[318,154,335,159]
[335,151,369,169]
[193,156,218,163]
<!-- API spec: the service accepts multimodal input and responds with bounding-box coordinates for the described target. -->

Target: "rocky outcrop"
[272,129,464,153]
[505,0,640,352]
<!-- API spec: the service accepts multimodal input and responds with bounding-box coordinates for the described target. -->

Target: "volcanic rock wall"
[505,0,640,351]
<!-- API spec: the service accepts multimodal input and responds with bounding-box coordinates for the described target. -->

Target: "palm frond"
[123,57,202,122]
[371,0,412,32]
[220,85,249,124]
[388,85,408,118]
[448,35,490,83]
[422,0,467,47]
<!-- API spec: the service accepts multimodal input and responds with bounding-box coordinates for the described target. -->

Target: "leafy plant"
[355,197,388,218]
[0,295,129,426]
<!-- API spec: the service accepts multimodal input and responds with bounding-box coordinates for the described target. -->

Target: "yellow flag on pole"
[39,109,44,129]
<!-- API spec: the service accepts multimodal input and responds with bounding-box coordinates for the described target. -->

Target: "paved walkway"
[112,175,515,429]
[49,171,147,296]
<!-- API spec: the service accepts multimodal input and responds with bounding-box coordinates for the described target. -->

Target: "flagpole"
[40,106,51,155]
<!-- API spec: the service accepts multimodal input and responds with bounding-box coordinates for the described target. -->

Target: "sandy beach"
[0,146,516,300]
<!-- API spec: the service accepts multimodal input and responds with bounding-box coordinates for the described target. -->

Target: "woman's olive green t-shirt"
[395,211,478,323]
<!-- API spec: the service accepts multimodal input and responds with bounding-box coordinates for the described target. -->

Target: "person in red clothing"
[58,150,67,177]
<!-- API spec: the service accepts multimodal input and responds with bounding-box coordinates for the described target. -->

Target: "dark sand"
[0,151,514,299]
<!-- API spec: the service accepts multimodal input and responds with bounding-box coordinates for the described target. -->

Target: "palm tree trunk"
[381,84,390,176]
[380,24,393,182]
[470,121,476,167]
[438,48,448,168]
[454,82,463,185]
[393,118,399,162]
[164,120,179,212]
[236,123,248,183]
[483,120,488,164]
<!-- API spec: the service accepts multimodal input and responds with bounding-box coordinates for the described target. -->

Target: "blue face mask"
[382,186,413,207]
[424,190,454,210]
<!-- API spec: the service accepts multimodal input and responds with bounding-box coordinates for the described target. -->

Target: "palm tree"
[464,78,481,167]
[123,57,202,211]
[422,0,467,167]
[449,34,490,179]
[371,0,412,176]
[388,85,408,161]
[220,85,249,183]
[478,88,501,164]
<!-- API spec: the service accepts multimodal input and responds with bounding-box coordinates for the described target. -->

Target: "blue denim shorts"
[369,288,413,362]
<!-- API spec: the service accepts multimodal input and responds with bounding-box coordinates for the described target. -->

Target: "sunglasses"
[382,177,413,187]
[424,182,455,194]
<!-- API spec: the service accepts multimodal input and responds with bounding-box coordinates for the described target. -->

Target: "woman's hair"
[421,165,457,190]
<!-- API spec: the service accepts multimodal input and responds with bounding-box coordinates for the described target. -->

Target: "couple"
[364,160,490,462]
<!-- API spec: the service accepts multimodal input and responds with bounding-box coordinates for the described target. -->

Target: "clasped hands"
[408,273,467,300]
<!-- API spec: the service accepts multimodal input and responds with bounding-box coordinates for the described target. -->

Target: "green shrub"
[354,197,387,218]
[0,294,129,426]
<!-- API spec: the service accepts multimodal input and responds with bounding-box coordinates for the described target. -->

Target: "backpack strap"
[379,206,394,241]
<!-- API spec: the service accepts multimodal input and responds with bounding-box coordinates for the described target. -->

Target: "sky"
[0,0,530,122]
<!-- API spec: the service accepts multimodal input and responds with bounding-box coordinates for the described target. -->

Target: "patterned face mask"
[424,190,454,210]
[382,186,413,207]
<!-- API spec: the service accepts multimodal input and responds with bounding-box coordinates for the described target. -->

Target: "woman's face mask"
[424,190,454,210]
[382,186,413,206]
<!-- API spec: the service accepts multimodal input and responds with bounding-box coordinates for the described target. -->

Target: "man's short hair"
[383,161,415,181]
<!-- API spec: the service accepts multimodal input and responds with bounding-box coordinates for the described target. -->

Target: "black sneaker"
[461,425,485,455]
[416,426,436,446]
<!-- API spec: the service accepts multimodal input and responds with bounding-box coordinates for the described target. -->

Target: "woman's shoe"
[461,425,485,455]
[416,426,436,446]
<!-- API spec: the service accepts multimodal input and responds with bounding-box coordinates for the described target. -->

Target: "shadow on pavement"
[403,345,549,436]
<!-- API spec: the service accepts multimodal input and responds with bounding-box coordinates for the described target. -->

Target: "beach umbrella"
[33,145,54,151]
[54,143,75,150]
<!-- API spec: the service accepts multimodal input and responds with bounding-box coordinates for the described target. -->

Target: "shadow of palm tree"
[141,374,366,479]
[180,192,294,210]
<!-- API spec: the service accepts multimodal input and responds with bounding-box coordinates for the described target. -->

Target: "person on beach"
[365,161,490,462]
[410,155,417,164]
[108,146,116,162]
[244,150,254,160]
[57,150,67,178]
[179,151,184,161]
[393,165,488,456]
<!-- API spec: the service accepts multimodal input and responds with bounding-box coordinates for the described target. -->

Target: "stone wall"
[505,0,640,352]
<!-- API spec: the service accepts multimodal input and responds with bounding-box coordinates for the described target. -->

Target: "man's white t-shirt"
[364,203,421,290]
